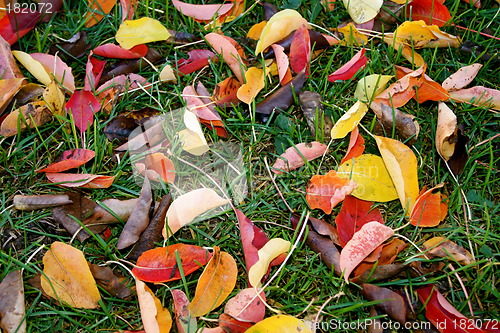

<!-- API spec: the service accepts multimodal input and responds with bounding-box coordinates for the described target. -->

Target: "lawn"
[0,0,499,332]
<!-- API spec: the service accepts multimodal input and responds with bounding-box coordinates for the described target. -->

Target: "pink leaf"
[172,0,234,21]
[177,49,216,75]
[224,288,266,323]
[339,221,394,282]
[272,142,328,174]
[236,209,269,274]
[205,33,245,83]
[119,0,138,21]
[289,24,311,75]
[449,86,500,110]
[328,48,367,82]
[271,44,292,85]
[93,43,148,59]
[182,85,221,121]
[84,52,106,91]
[46,173,114,188]
[66,90,101,132]
[30,53,75,92]
[171,289,196,333]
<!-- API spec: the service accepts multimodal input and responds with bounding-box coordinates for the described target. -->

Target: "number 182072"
[4,2,53,14]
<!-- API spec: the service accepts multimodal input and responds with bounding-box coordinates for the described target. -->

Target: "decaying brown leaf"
[89,264,133,300]
[361,283,406,324]
[100,48,162,83]
[370,102,419,143]
[423,237,474,265]
[0,101,51,137]
[0,270,26,333]
[83,198,140,225]
[14,194,72,211]
[299,91,333,139]
[49,32,92,60]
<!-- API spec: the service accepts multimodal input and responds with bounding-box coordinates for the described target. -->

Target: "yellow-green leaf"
[330,100,368,139]
[354,74,393,102]
[342,0,383,24]
[248,238,291,287]
[246,315,312,333]
[337,154,398,202]
[116,17,171,50]
[374,135,419,213]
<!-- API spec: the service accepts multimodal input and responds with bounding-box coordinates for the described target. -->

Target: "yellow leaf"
[246,315,312,333]
[189,246,237,317]
[389,21,460,49]
[237,67,266,104]
[342,0,383,24]
[43,81,65,116]
[12,51,52,86]
[178,109,209,155]
[337,154,398,202]
[40,242,101,309]
[336,23,368,46]
[330,100,368,139]
[136,279,172,333]
[247,21,267,40]
[374,136,419,213]
[255,9,309,54]
[116,17,172,50]
[0,101,51,137]
[436,102,457,161]
[354,74,393,102]
[248,238,291,287]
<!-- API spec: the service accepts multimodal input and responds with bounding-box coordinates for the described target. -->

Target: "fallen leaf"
[423,237,474,265]
[172,0,234,21]
[45,173,115,188]
[219,313,253,333]
[12,50,52,85]
[171,289,197,333]
[132,243,212,283]
[136,279,172,333]
[442,63,482,92]
[272,141,328,174]
[340,126,365,164]
[83,198,139,225]
[299,91,333,139]
[41,242,101,308]
[99,48,161,84]
[189,246,238,317]
[116,178,153,249]
[178,109,210,155]
[84,52,106,91]
[43,80,65,115]
[374,135,420,213]
[336,23,368,46]
[245,315,312,333]
[177,49,216,76]
[248,238,291,287]
[449,86,500,110]
[30,53,75,92]
[236,209,271,274]
[389,20,460,49]
[116,17,172,50]
[373,65,426,108]
[66,90,101,133]
[213,76,241,106]
[361,283,406,324]
[343,0,383,24]
[340,221,394,282]
[205,33,245,83]
[0,101,51,137]
[49,32,92,60]
[289,24,310,74]
[335,195,384,248]
[13,83,44,105]
[97,73,149,113]
[38,149,95,173]
[237,67,266,104]
[93,43,148,59]
[159,65,176,83]
[224,288,266,323]
[330,100,368,139]
[354,74,393,102]
[247,21,267,40]
[407,0,451,27]
[263,29,331,60]
[306,170,357,214]
[271,44,292,85]
[0,270,26,333]
[409,184,448,227]
[84,0,117,27]
[89,264,133,300]
[370,102,419,143]
[0,78,26,114]
[0,10,41,45]
[255,9,309,54]
[13,194,72,211]
[135,152,176,183]
[337,154,398,202]
[183,84,222,121]
[328,48,367,82]
[395,65,449,103]
[0,35,23,79]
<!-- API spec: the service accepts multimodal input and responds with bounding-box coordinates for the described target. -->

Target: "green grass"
[1,0,499,332]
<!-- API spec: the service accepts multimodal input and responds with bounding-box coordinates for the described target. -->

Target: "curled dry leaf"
[328,48,367,82]
[245,315,312,333]
[51,192,97,242]
[442,63,482,92]
[423,237,474,265]
[272,44,292,85]
[0,101,51,138]
[409,184,448,227]
[189,246,238,317]
[374,65,426,108]
[0,270,26,333]
[116,17,171,50]
[370,102,419,143]
[205,33,245,83]
[46,173,115,188]
[171,289,197,333]
[361,283,406,324]
[159,65,176,83]
[14,194,72,211]
[41,242,101,308]
[395,65,449,103]
[340,221,394,282]
[248,238,291,287]
[224,288,266,323]
[337,154,398,202]
[299,91,333,139]
[89,264,133,300]
[272,141,328,174]
[136,279,172,333]
[116,177,153,250]
[163,188,229,239]
[37,149,95,173]
[336,23,368,46]
[306,170,357,214]
[330,100,368,139]
[132,244,212,283]
[342,0,383,24]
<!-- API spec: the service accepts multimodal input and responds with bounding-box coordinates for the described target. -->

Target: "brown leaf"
[13,83,44,105]
[0,78,25,115]
[49,32,92,60]
[355,263,408,283]
[423,237,474,265]
[89,264,133,300]
[0,101,51,138]
[13,194,72,211]
[371,102,419,144]
[0,270,26,333]
[100,48,162,83]
[0,35,24,79]
[83,198,140,225]
[116,178,153,249]
[299,91,333,140]
[361,283,406,324]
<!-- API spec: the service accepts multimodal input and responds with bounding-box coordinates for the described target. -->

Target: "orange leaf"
[306,170,357,214]
[407,0,451,27]
[136,152,176,183]
[237,67,266,104]
[37,149,95,173]
[374,65,426,108]
[395,65,449,103]
[340,127,365,164]
[45,173,114,188]
[409,184,447,227]
[85,0,118,28]
[214,76,242,107]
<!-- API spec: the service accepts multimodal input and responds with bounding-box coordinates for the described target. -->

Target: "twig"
[263,157,293,212]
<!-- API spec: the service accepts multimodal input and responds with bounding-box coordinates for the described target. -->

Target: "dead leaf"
[177,49,216,76]
[46,173,115,188]
[135,152,176,184]
[330,100,368,139]
[423,237,474,265]
[409,184,448,227]
[328,48,367,82]
[340,221,394,282]
[343,0,383,24]
[171,289,197,333]
[132,244,212,283]
[442,64,482,92]
[361,283,406,324]
[289,24,310,74]
[0,270,26,333]
[306,170,357,214]
[354,74,393,102]
[84,0,117,27]
[37,149,95,173]
[0,35,23,79]
[41,242,101,308]
[213,76,242,107]
[237,67,266,104]
[30,53,75,92]
[172,0,234,21]
[395,65,449,103]
[183,84,222,121]
[449,86,500,110]
[248,238,291,287]
[12,50,52,86]
[205,32,245,83]
[245,315,312,332]
[49,32,92,60]
[116,17,171,50]
[93,43,148,59]
[66,90,101,133]
[0,78,25,114]
[272,142,328,174]
[14,194,72,211]
[189,246,238,317]
[370,102,419,143]
[224,288,266,323]
[0,101,51,137]
[219,313,253,333]
[299,91,333,139]
[271,44,292,85]
[89,264,133,300]
[99,49,161,84]
[84,198,139,225]
[43,80,66,116]
[136,279,172,333]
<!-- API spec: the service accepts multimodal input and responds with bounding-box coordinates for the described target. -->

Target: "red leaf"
[37,149,96,173]
[93,43,148,59]
[328,48,367,82]
[335,195,384,248]
[219,313,253,332]
[289,24,310,75]
[410,184,448,227]
[119,0,138,21]
[30,53,75,92]
[66,90,101,132]
[45,173,114,188]
[84,52,107,91]
[339,221,394,282]
[306,170,357,214]
[0,11,40,45]
[408,0,452,27]
[340,126,365,164]
[132,244,213,283]
[177,49,216,75]
[236,209,270,274]
[171,289,196,333]
[172,0,234,21]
